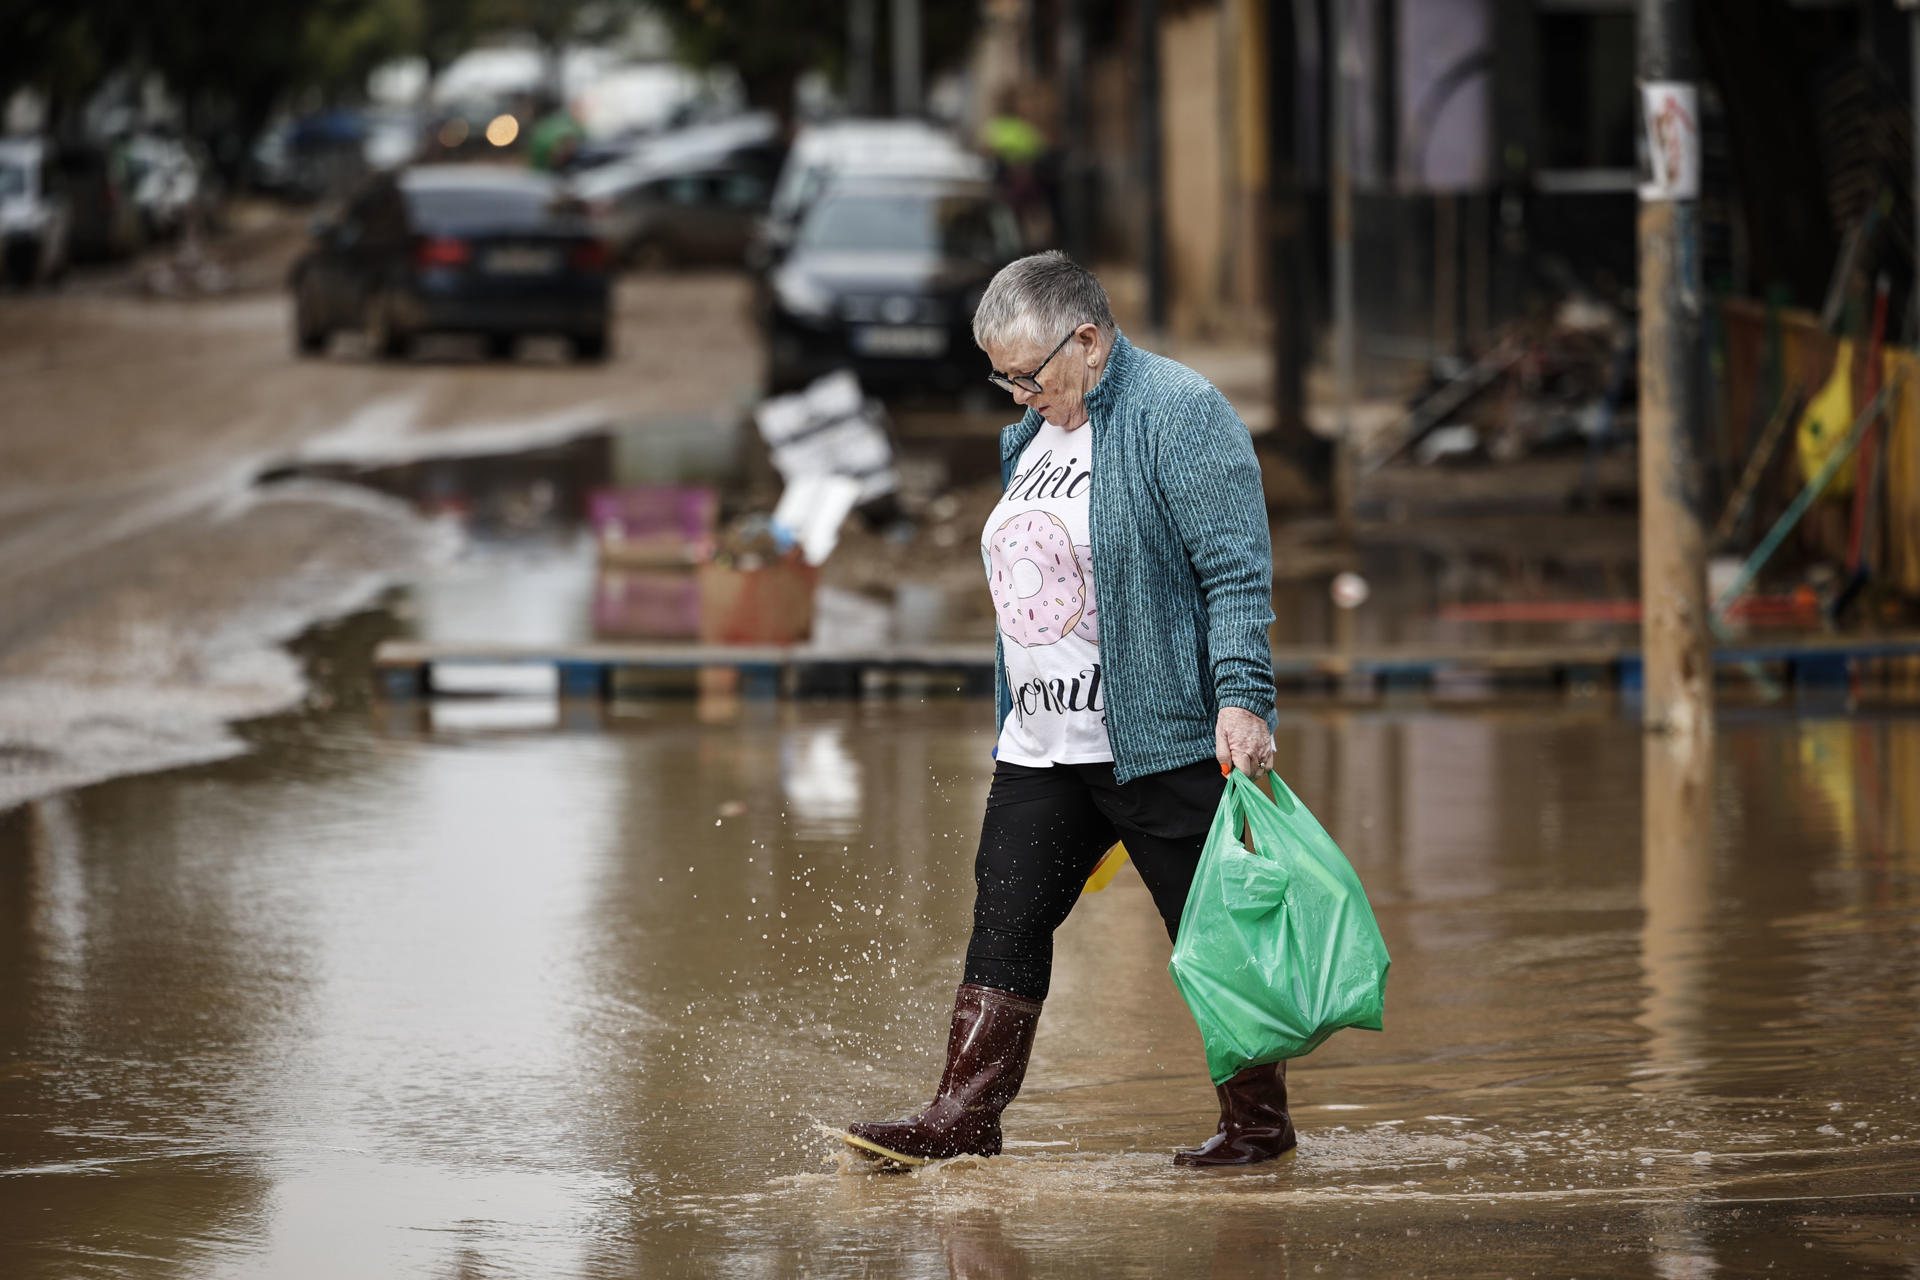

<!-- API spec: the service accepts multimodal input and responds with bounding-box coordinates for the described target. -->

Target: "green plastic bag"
[1169,770,1390,1084]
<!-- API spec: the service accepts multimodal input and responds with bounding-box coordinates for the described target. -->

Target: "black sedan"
[759,176,1023,395]
[292,165,613,362]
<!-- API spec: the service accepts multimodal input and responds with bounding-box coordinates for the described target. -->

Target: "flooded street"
[4,688,1916,1277]
[16,5,1920,1272]
[3,196,1917,1280]
[0,274,759,810]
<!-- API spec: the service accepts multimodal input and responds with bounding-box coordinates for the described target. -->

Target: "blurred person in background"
[527,102,585,173]
[843,252,1289,1169]
[980,91,1054,248]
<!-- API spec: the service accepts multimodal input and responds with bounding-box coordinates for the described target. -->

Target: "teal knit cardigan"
[993,331,1276,784]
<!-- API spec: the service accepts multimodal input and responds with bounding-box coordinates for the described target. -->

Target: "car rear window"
[405,184,564,227]
[0,164,26,198]
[798,192,1020,260]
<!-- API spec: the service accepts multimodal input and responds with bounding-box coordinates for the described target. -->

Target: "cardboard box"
[697,558,818,645]
[594,568,703,640]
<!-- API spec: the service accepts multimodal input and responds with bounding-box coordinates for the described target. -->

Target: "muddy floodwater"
[2,689,1917,1277]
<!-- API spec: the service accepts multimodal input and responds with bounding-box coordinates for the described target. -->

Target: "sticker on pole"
[1639,82,1700,201]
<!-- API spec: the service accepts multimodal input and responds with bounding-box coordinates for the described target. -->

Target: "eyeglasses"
[987,328,1079,395]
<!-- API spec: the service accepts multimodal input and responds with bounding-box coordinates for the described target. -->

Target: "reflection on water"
[1639,723,1715,1092]
[2,698,1917,1277]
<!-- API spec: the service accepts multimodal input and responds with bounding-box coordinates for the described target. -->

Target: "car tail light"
[569,239,612,273]
[414,236,471,269]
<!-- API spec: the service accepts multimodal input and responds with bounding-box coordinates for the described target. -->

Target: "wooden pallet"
[371,634,1920,701]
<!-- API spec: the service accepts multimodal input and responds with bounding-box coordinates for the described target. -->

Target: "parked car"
[124,134,206,240]
[290,164,614,361]
[572,114,782,266]
[759,174,1023,394]
[620,112,781,178]
[53,141,143,261]
[0,138,72,286]
[249,119,301,196]
[363,109,426,172]
[753,119,989,272]
[570,61,716,143]
[577,157,773,268]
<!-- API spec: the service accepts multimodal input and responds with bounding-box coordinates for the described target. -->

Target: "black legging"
[962,757,1227,1001]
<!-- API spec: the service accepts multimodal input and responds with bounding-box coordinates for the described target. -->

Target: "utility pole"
[1263,0,1324,497]
[1061,0,1090,260]
[1637,0,1712,960]
[1330,0,1357,534]
[890,0,921,116]
[848,0,876,115]
[1140,0,1168,333]
[1635,0,1711,742]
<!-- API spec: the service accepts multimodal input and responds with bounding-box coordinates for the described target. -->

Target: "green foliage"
[0,0,623,124]
[656,0,979,111]
[0,0,973,134]
[662,0,843,75]
[0,0,135,111]
[298,0,427,96]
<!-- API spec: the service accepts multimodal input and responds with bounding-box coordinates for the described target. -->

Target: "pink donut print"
[988,511,1084,647]
[1072,544,1098,643]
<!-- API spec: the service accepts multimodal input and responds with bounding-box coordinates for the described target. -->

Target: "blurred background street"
[3,1,1920,1276]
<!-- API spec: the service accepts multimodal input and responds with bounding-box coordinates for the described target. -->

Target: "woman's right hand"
[1215,706,1273,778]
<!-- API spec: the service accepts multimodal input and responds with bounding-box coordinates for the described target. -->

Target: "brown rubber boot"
[1173,1061,1298,1167]
[845,983,1044,1163]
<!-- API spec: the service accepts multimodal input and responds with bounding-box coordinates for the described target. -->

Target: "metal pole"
[1061,0,1089,259]
[1331,0,1356,534]
[1261,0,1325,496]
[849,0,876,115]
[890,0,921,116]
[1141,0,1168,333]
[1636,0,1712,742]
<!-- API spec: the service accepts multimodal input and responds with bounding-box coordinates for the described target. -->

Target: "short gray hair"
[972,251,1116,352]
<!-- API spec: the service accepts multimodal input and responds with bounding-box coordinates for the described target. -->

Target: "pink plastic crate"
[589,487,718,567]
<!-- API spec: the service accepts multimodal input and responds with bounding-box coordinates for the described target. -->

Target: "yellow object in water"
[1795,339,1857,497]
[1083,842,1129,893]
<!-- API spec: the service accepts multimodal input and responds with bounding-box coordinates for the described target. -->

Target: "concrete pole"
[890,0,921,116]
[1331,0,1357,535]
[1635,0,1712,743]
[1141,0,1168,333]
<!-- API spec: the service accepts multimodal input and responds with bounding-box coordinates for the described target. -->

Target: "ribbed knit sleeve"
[1151,382,1277,726]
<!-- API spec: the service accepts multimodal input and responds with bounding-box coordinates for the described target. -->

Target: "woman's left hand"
[1215,707,1274,778]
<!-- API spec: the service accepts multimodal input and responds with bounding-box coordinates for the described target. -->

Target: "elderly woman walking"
[844,252,1290,1168]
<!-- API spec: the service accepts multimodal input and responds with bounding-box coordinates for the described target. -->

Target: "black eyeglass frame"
[986,327,1081,395]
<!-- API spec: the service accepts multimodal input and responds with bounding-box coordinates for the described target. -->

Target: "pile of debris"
[1365,294,1636,473]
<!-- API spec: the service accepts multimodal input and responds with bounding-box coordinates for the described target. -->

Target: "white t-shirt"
[981,418,1110,766]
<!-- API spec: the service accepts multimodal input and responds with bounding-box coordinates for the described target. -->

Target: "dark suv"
[291,164,613,361]
[758,176,1023,395]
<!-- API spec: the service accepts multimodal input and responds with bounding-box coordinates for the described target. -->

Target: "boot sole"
[839,1131,936,1168]
[1173,1145,1298,1168]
